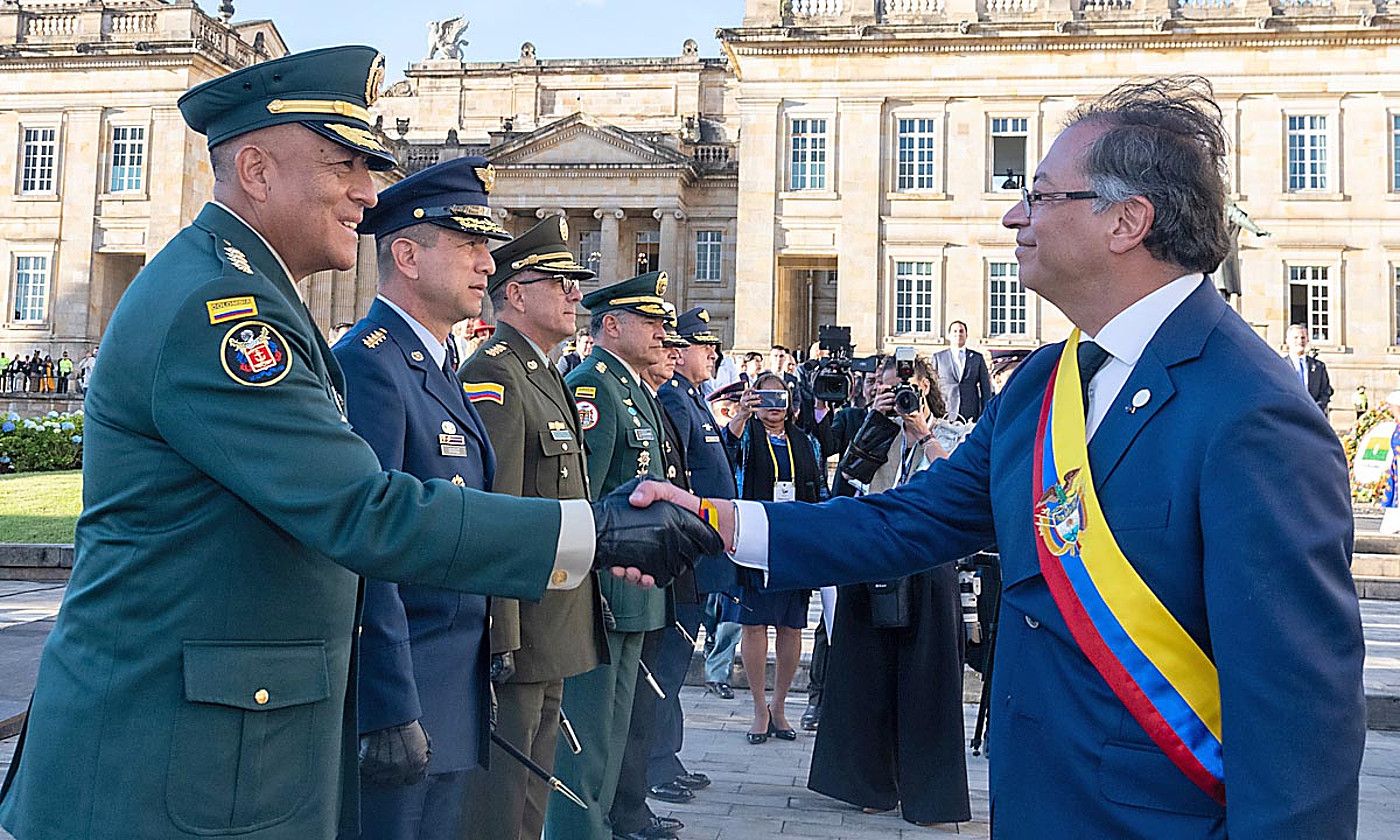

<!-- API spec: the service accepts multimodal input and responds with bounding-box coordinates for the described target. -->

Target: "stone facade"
[723,0,1400,419]
[371,42,741,340]
[0,1,296,359]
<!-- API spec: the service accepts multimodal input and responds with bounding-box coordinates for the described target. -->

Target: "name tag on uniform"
[773,481,796,502]
[441,444,469,457]
[551,429,575,442]
[633,427,656,444]
[704,435,721,444]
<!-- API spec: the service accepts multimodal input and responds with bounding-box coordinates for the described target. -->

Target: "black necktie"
[1077,340,1111,413]
[443,340,459,381]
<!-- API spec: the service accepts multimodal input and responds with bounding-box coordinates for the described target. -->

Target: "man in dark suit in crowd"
[335,155,515,840]
[932,320,993,421]
[459,216,609,840]
[559,329,593,375]
[634,77,1365,840]
[1285,323,1333,415]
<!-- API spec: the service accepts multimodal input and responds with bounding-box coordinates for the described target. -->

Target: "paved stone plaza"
[3,583,1400,838]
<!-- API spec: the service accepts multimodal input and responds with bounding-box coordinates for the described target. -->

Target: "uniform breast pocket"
[166,640,330,834]
[534,431,577,496]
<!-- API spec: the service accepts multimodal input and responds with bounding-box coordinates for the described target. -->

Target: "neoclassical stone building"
[372,40,741,337]
[720,0,1400,408]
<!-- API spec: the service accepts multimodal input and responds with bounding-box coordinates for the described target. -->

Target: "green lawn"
[0,470,82,543]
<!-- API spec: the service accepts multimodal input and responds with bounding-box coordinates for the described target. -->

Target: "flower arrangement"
[0,409,83,473]
[1341,407,1391,504]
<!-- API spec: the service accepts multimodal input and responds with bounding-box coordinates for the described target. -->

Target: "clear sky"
[228,0,746,80]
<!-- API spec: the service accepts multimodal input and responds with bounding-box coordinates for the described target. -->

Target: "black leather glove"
[490,651,516,683]
[836,410,900,486]
[592,477,723,589]
[358,719,432,787]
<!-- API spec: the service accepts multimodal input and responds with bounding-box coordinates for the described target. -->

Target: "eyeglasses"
[1020,186,1100,218]
[517,274,581,295]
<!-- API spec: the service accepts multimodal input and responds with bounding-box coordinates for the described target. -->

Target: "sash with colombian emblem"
[1032,330,1225,804]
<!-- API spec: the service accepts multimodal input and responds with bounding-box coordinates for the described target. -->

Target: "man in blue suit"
[334,156,512,840]
[633,77,1365,839]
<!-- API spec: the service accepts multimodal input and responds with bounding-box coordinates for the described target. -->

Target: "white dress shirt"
[731,273,1206,573]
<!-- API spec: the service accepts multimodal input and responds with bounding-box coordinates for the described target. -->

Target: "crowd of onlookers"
[0,348,96,396]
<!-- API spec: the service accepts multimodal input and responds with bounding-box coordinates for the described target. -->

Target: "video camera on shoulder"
[812,324,854,405]
[891,346,923,416]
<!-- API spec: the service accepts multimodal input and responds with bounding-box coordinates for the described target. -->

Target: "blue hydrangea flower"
[61,422,74,431]
[1,422,13,433]
[46,411,58,418]
[71,435,82,444]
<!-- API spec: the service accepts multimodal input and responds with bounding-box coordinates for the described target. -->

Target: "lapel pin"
[527,360,539,371]
[411,350,424,362]
[1128,388,1151,414]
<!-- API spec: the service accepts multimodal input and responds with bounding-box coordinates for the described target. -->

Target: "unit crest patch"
[221,321,292,387]
[206,296,258,325]
[576,400,599,431]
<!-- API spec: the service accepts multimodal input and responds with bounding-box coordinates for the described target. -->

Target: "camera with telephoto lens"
[811,324,854,405]
[891,346,923,416]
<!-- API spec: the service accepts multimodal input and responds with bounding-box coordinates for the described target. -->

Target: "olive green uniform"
[545,347,667,839]
[459,321,609,839]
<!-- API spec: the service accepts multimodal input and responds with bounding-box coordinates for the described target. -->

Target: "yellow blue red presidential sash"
[1032,331,1225,804]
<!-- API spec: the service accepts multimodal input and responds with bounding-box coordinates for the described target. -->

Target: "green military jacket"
[0,204,574,840]
[459,321,609,682]
[565,347,668,632]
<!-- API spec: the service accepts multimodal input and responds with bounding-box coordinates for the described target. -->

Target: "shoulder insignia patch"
[484,344,509,357]
[463,381,505,405]
[576,400,599,431]
[594,361,607,374]
[361,328,388,349]
[221,242,254,275]
[221,321,292,387]
[206,295,258,325]
[574,386,597,399]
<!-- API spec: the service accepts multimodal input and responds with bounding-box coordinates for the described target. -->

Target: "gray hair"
[375,223,441,283]
[1066,76,1232,275]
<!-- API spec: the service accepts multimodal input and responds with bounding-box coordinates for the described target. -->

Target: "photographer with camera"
[721,372,829,745]
[807,351,972,828]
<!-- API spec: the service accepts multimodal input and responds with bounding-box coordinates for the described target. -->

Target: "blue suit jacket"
[658,376,738,593]
[335,300,496,772]
[762,280,1365,839]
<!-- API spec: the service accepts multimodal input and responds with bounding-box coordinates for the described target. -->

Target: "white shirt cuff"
[732,499,770,580]
[549,499,595,590]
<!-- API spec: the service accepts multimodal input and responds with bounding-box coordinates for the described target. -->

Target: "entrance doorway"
[92,253,145,341]
[775,258,838,356]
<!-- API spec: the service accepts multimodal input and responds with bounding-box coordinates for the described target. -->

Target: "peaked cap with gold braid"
[580,271,669,319]
[358,155,510,241]
[487,216,595,293]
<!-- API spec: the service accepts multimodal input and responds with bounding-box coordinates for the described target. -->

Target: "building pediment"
[492,114,693,168]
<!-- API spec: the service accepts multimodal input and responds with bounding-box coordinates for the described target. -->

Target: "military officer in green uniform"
[458,216,610,840]
[0,46,715,840]
[546,272,672,840]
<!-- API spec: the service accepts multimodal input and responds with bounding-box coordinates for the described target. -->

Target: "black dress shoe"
[674,771,711,790]
[646,781,695,804]
[801,701,821,731]
[650,814,685,832]
[767,705,797,741]
[704,680,735,699]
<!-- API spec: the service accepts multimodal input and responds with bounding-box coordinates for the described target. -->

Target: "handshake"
[591,477,725,588]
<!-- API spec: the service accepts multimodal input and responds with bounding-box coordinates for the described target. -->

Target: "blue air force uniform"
[337,156,514,840]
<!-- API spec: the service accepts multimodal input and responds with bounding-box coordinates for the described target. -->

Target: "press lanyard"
[765,431,795,481]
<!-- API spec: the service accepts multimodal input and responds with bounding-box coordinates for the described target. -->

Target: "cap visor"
[434,215,513,242]
[302,121,397,170]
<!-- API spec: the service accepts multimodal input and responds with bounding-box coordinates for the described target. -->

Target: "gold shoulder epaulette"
[221,241,254,275]
[361,328,388,349]
[485,343,508,357]
[594,360,608,374]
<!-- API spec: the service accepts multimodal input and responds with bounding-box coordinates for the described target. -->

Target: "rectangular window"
[578,230,601,275]
[1394,265,1400,346]
[789,118,828,191]
[896,118,937,191]
[109,125,145,193]
[695,230,723,283]
[20,127,57,194]
[635,229,659,274]
[1286,115,1328,192]
[988,261,1027,337]
[893,261,935,334]
[1288,265,1331,343]
[13,255,51,323]
[1392,114,1399,193]
[989,117,1028,191]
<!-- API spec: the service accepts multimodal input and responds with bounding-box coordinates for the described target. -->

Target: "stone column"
[536,207,567,222]
[59,107,102,346]
[836,97,885,353]
[653,207,686,299]
[593,208,624,283]
[732,97,782,352]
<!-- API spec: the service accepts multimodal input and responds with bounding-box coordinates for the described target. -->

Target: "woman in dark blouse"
[720,371,828,743]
